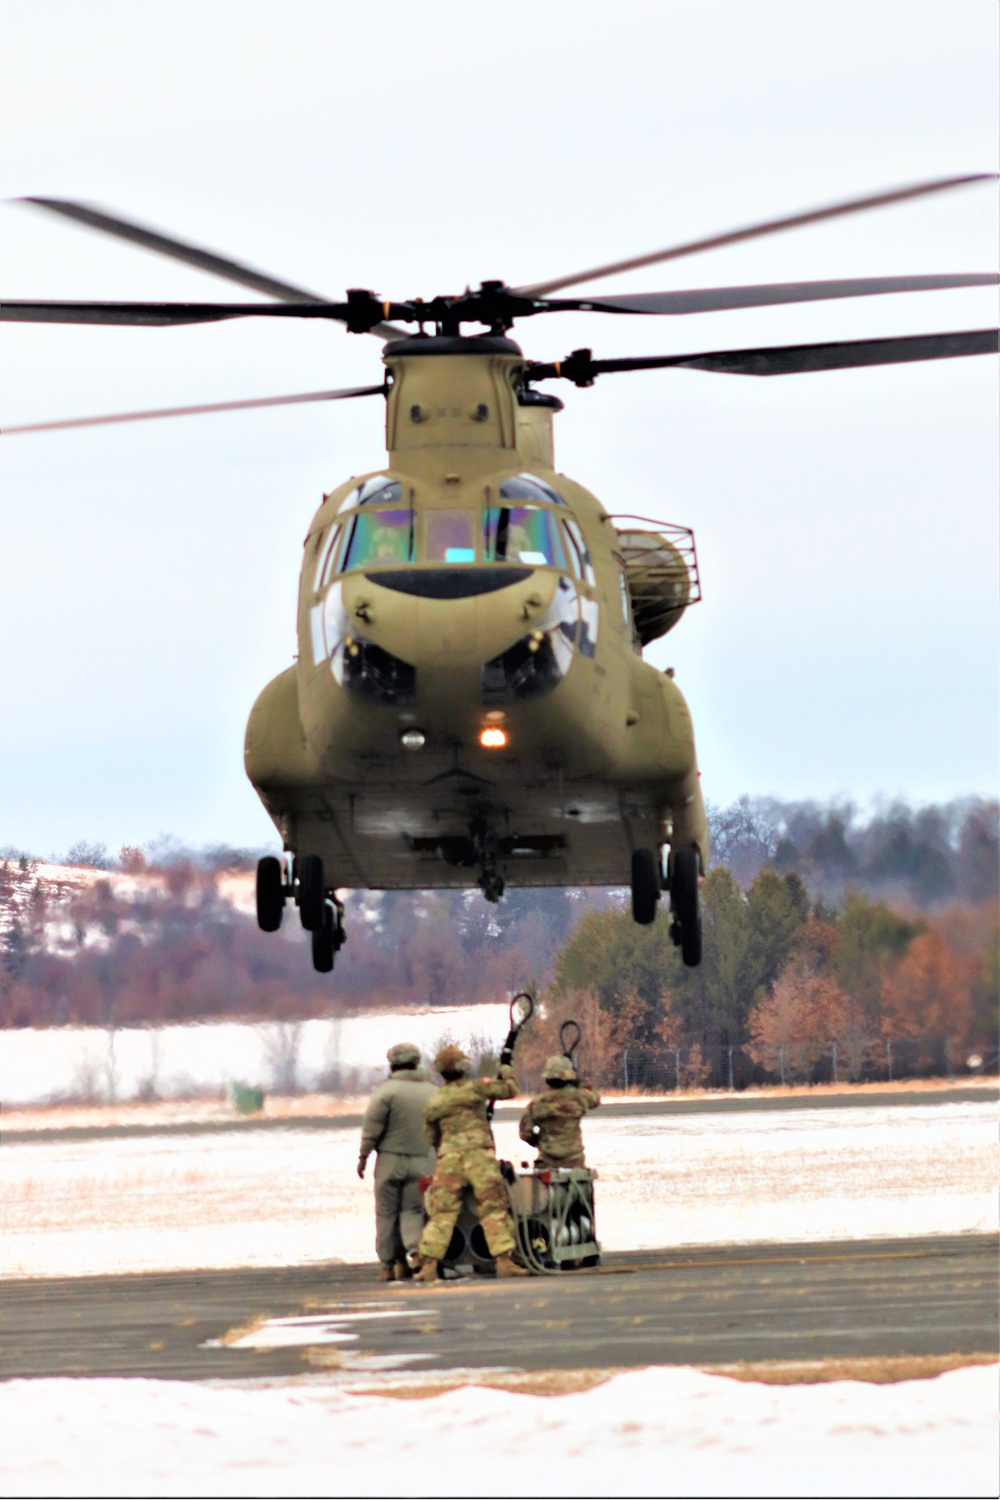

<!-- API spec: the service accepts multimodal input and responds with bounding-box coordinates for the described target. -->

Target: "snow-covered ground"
[1,1007,510,1106]
[2,1364,996,1499]
[2,1100,995,1277]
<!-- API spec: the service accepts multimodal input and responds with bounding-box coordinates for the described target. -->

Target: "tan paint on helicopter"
[245,338,708,891]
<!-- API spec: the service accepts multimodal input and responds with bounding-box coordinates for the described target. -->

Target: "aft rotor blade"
[1,383,385,435]
[528,329,999,385]
[13,198,407,341]
[578,273,999,316]
[0,299,352,326]
[518,174,998,297]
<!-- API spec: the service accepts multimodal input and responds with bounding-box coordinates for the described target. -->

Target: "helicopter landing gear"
[311,894,346,973]
[256,856,286,932]
[471,818,506,903]
[631,847,660,925]
[669,846,702,967]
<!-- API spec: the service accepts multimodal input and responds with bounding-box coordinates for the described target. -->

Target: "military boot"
[413,1257,439,1283]
[495,1253,529,1278]
[378,1263,395,1282]
[393,1258,413,1281]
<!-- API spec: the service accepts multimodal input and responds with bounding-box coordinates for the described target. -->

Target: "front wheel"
[672,847,702,967]
[298,854,325,932]
[312,907,335,973]
[256,856,284,932]
[631,847,660,925]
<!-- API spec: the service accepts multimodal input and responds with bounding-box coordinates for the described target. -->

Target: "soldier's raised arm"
[579,1084,601,1110]
[481,1061,519,1102]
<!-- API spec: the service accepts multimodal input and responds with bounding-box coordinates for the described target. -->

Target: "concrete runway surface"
[2,1235,996,1383]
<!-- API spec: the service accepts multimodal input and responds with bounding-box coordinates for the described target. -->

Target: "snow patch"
[1,1365,996,1498]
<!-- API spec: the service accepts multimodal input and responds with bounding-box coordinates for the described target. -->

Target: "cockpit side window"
[336,476,402,514]
[618,564,632,628]
[563,518,596,587]
[339,509,415,571]
[313,524,343,592]
[483,505,569,568]
[499,473,566,506]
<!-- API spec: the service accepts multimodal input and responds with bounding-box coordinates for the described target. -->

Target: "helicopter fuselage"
[244,335,708,896]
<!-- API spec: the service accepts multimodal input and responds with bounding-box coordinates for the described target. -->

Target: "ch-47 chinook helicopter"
[4,175,998,972]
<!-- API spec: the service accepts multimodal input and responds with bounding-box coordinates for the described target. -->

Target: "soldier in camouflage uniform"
[358,1042,437,1281]
[519,1054,600,1169]
[414,1044,528,1282]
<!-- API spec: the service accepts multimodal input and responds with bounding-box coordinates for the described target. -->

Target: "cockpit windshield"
[483,504,568,568]
[339,509,415,570]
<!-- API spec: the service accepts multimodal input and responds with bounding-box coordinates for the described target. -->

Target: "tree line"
[1,796,996,1093]
[526,869,996,1092]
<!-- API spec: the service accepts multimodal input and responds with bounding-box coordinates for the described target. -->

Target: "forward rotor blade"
[1,383,385,435]
[17,197,327,303]
[528,329,999,385]
[518,174,998,297]
[13,198,407,341]
[0,299,349,326]
[578,273,999,316]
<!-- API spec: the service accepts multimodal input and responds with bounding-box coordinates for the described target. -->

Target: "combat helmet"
[434,1044,472,1077]
[543,1054,579,1084]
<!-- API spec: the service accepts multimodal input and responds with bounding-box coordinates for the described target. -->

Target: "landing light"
[479,726,508,750]
[400,728,426,750]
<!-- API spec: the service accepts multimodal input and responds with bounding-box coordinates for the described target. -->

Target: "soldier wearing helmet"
[358,1042,437,1281]
[413,1043,528,1282]
[519,1053,600,1169]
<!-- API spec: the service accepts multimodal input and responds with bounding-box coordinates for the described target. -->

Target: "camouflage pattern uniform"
[359,1043,437,1271]
[519,1054,600,1169]
[417,1051,519,1262]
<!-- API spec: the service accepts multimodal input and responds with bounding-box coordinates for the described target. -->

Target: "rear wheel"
[672,847,702,967]
[631,847,659,925]
[255,856,284,932]
[298,853,325,932]
[311,906,335,972]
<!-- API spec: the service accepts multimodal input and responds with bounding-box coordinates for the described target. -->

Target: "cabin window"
[563,518,596,587]
[424,510,477,563]
[336,476,402,514]
[339,509,415,571]
[483,504,569,568]
[499,474,566,506]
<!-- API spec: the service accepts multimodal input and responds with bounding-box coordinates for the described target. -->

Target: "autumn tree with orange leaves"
[881,928,974,1072]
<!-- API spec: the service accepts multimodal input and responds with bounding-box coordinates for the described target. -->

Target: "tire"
[631,847,659,925]
[672,847,702,968]
[311,907,335,972]
[255,856,284,932]
[298,853,325,932]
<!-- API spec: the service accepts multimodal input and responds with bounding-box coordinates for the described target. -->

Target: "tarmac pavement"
[2,1234,996,1383]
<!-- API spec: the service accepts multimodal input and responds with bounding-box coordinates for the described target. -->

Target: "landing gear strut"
[296,854,347,972]
[471,818,506,903]
[256,853,346,973]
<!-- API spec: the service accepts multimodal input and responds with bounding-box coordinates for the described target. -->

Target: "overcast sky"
[1,0,997,859]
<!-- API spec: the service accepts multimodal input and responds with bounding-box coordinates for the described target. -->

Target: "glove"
[499,1047,514,1068]
[357,1156,367,1179]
